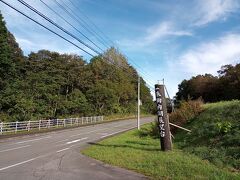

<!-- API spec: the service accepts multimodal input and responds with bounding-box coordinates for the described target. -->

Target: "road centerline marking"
[101,127,134,138]
[0,156,42,171]
[0,145,31,153]
[56,148,70,153]
[65,137,88,145]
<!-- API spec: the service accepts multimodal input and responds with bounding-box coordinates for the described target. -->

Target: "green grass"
[82,123,239,179]
[175,100,240,171]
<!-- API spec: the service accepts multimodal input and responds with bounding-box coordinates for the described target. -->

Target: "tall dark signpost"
[155,84,172,151]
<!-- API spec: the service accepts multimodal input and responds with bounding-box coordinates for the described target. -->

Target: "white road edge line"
[101,127,135,138]
[0,156,41,171]
[66,137,88,145]
[15,136,52,144]
[56,148,70,153]
[0,145,31,153]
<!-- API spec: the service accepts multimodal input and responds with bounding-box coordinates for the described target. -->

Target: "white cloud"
[118,21,192,50]
[177,33,240,75]
[193,0,240,26]
[145,22,192,43]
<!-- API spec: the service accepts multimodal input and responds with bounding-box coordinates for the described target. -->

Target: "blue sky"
[1,0,240,98]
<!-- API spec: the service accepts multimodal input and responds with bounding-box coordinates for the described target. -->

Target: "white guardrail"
[0,116,104,135]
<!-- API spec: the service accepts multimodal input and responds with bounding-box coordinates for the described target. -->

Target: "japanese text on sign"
[155,87,165,137]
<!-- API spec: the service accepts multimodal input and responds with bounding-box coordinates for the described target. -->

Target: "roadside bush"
[170,99,203,132]
[139,99,204,138]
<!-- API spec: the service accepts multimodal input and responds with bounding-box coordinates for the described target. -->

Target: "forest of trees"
[0,12,154,122]
[175,63,240,103]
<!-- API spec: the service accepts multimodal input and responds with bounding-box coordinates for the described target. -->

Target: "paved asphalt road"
[0,117,153,180]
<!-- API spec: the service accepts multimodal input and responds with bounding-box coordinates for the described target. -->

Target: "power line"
[54,0,110,49]
[39,0,104,53]
[17,0,101,55]
[66,0,115,47]
[0,0,94,57]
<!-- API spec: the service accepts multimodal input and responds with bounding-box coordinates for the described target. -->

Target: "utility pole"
[155,84,172,151]
[137,75,140,130]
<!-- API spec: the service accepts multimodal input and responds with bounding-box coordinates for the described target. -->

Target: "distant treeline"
[0,12,154,122]
[175,63,240,103]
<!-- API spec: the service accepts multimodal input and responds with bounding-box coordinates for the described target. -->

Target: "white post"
[39,120,41,131]
[15,121,18,133]
[48,119,50,128]
[28,121,31,131]
[64,119,66,127]
[137,75,140,130]
[57,119,59,127]
[0,122,3,135]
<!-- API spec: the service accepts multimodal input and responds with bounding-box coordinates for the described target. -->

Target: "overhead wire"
[54,0,109,49]
[17,0,101,55]
[39,0,105,53]
[66,0,115,47]
[0,0,94,57]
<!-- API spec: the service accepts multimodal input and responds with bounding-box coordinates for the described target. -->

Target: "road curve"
[0,117,153,180]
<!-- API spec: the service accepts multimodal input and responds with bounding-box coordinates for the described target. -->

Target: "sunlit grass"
[82,123,239,179]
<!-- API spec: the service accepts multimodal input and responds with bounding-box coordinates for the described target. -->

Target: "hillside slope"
[175,100,240,171]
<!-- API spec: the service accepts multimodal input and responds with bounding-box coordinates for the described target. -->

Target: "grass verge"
[82,123,239,179]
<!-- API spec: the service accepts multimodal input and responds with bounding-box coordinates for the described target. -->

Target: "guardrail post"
[28,120,31,131]
[81,117,83,125]
[48,119,50,128]
[0,122,3,135]
[64,119,66,127]
[15,121,18,133]
[39,120,41,131]
[57,119,59,127]
[77,118,79,126]
[71,118,73,126]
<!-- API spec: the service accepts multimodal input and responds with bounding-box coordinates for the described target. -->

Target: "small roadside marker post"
[137,75,140,130]
[155,84,172,151]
